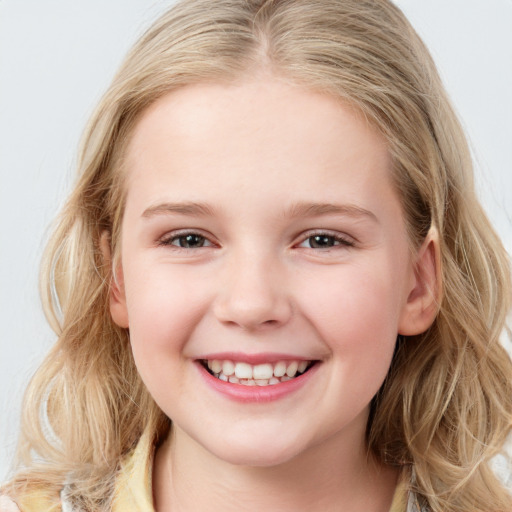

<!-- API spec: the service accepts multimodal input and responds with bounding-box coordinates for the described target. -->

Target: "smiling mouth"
[200,359,316,387]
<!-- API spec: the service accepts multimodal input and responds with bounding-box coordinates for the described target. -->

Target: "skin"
[107,76,439,511]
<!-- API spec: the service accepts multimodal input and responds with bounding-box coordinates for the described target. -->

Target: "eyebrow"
[142,201,217,218]
[142,200,377,223]
[284,202,378,223]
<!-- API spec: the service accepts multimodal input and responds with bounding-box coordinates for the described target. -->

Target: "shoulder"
[0,496,21,512]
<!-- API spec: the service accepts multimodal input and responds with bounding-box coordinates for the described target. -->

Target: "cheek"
[123,263,211,363]
[299,262,403,375]
[121,264,215,415]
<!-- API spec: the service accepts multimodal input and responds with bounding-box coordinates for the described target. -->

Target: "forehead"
[123,78,395,216]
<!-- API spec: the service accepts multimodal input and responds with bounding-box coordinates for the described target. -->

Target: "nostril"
[216,311,289,331]
[212,273,293,330]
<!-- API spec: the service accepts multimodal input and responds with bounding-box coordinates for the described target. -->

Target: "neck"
[152,421,398,512]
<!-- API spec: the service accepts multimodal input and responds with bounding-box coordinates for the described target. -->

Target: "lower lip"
[196,362,320,403]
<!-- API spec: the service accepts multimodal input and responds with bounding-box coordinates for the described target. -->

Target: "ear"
[398,227,441,336]
[100,231,129,328]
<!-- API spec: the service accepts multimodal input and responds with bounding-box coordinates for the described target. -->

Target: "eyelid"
[294,229,356,249]
[157,228,218,248]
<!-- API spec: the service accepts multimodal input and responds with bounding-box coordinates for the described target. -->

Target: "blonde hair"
[4,1,512,510]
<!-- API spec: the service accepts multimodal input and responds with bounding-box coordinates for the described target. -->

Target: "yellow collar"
[111,429,155,512]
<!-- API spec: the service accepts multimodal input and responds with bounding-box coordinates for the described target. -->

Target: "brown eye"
[172,234,207,248]
[308,235,337,248]
[297,232,354,249]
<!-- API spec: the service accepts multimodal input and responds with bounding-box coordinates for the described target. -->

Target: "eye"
[159,232,214,249]
[298,233,354,249]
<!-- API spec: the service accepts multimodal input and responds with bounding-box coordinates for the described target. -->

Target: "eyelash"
[296,231,355,250]
[157,230,355,251]
[158,231,214,249]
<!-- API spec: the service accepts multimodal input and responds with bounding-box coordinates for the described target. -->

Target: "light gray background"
[1,1,511,480]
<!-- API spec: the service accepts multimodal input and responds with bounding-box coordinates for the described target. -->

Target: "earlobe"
[398,227,441,336]
[99,231,129,328]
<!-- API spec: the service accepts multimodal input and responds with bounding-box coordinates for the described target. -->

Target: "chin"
[214,445,301,468]
[198,429,307,468]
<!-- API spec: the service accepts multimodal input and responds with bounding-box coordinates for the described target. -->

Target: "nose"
[212,250,293,331]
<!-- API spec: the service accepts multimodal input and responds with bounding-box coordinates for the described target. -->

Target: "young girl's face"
[110,77,432,467]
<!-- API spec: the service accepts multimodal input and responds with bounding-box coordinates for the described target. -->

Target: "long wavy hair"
[3,1,512,510]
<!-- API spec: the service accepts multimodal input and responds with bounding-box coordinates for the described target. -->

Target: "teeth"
[298,361,308,373]
[204,358,313,386]
[273,361,287,377]
[234,362,253,379]
[210,360,222,373]
[286,361,299,377]
[222,360,235,376]
[253,363,273,380]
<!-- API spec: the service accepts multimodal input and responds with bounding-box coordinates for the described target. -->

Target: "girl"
[2,0,511,511]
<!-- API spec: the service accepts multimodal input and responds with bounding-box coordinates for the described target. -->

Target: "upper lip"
[195,352,317,364]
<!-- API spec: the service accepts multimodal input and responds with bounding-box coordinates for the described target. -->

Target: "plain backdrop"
[1,0,511,480]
